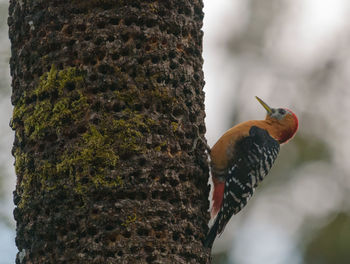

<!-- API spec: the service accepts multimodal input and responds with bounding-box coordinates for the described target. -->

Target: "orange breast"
[210,120,269,171]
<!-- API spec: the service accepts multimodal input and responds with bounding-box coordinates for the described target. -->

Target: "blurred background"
[204,0,350,263]
[1,0,350,263]
[0,0,16,263]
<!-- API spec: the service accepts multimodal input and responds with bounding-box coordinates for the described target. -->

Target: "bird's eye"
[278,109,286,115]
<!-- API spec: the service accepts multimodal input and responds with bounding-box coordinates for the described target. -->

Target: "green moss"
[17,122,125,207]
[56,124,120,193]
[12,65,90,206]
[115,175,124,187]
[57,66,84,91]
[20,108,152,197]
[33,65,83,98]
[12,94,29,125]
[39,161,57,191]
[151,87,174,105]
[12,65,87,140]
[54,109,153,194]
[112,109,153,154]
[148,2,158,13]
[14,150,34,208]
[13,65,159,207]
[114,85,139,107]
[121,213,137,227]
[34,65,59,97]
[14,150,28,176]
[25,100,51,139]
[154,140,167,152]
[171,121,178,132]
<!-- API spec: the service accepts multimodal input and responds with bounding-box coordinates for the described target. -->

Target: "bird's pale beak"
[255,96,273,114]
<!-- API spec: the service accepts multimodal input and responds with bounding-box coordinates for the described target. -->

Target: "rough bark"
[9,0,209,263]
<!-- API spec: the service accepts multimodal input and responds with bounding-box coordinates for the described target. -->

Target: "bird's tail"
[211,177,225,218]
[203,211,221,248]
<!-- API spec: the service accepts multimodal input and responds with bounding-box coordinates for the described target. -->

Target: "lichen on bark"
[12,65,155,207]
[12,65,87,140]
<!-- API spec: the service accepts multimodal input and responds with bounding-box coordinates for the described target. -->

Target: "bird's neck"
[263,120,296,144]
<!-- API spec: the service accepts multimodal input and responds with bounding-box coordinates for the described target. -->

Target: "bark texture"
[9,0,209,263]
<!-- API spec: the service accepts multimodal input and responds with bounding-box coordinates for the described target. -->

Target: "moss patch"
[154,140,167,152]
[113,110,154,154]
[12,65,87,140]
[114,85,139,108]
[150,87,175,105]
[12,64,165,207]
[56,124,120,193]
[171,121,178,132]
[13,66,157,207]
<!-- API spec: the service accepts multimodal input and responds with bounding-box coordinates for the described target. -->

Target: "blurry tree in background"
[304,213,350,264]
[207,0,350,263]
[0,0,14,229]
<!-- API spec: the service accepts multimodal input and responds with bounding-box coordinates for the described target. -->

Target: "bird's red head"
[255,96,299,144]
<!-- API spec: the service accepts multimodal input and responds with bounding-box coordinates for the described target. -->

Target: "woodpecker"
[204,96,298,248]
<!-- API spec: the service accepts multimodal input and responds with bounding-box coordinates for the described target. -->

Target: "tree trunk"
[9,1,210,263]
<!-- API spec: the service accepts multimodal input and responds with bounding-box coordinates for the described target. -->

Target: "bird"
[204,96,299,248]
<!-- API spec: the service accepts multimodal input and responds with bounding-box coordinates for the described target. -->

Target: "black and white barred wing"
[218,126,280,234]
